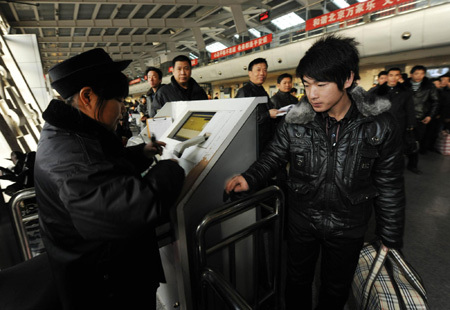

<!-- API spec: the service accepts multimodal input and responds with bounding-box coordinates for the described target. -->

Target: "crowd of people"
[1,33,449,310]
[127,50,450,175]
[369,67,450,174]
[121,36,443,309]
[110,47,448,308]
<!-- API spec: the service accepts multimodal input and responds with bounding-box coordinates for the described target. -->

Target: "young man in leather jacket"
[225,35,405,310]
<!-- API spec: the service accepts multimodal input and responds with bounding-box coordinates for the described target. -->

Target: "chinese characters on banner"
[210,34,273,60]
[168,58,199,73]
[305,0,414,31]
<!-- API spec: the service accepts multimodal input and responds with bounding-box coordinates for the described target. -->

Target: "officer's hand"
[143,140,166,159]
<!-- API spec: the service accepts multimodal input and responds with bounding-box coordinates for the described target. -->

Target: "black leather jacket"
[146,84,165,117]
[35,100,185,309]
[153,76,207,113]
[369,83,416,132]
[405,77,440,120]
[236,82,275,153]
[242,87,405,248]
[271,90,298,109]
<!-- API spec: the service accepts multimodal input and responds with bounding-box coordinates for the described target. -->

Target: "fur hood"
[285,86,391,125]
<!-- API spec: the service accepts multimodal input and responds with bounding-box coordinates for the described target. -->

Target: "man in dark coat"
[369,67,416,153]
[225,35,405,310]
[271,73,298,109]
[235,58,278,154]
[145,66,165,117]
[440,73,450,130]
[404,65,440,173]
[35,48,185,310]
[153,55,207,111]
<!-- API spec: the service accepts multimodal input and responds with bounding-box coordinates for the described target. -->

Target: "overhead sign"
[306,0,414,31]
[168,58,198,73]
[259,11,270,22]
[210,34,273,60]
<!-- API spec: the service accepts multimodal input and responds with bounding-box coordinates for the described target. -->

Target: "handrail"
[9,187,38,261]
[196,186,282,266]
[196,186,284,310]
[201,267,252,310]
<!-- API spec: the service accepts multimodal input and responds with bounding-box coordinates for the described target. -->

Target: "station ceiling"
[0,0,351,78]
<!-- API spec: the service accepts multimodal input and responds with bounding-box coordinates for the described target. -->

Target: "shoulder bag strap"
[388,249,428,303]
[361,245,389,310]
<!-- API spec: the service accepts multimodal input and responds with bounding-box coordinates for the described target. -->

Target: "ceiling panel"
[1,0,310,78]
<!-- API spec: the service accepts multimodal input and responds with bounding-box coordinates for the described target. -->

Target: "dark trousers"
[284,230,364,310]
[407,122,427,169]
[422,117,441,151]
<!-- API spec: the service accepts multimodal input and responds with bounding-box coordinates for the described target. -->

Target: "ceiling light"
[271,12,305,30]
[205,42,228,53]
[248,28,261,38]
[332,0,350,9]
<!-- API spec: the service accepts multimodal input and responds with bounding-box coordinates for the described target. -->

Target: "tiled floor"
[364,151,450,309]
[401,152,450,309]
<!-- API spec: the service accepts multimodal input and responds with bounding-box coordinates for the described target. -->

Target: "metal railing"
[8,188,44,261]
[129,0,447,89]
[199,0,444,66]
[196,186,284,310]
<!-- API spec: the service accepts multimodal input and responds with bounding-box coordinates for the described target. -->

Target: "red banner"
[306,0,414,31]
[168,58,198,73]
[129,78,142,85]
[210,34,273,60]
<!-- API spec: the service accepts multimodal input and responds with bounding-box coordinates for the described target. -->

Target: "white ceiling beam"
[38,34,184,43]
[230,4,248,34]
[8,3,20,22]
[11,18,228,30]
[127,4,143,19]
[192,27,205,50]
[27,0,254,5]
[91,3,101,19]
[73,3,80,20]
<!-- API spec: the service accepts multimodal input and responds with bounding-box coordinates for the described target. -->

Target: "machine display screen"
[171,112,215,141]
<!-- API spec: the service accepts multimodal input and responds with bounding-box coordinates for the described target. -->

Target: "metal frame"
[196,186,284,310]
[8,187,38,261]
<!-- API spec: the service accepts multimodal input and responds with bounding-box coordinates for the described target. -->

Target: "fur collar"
[43,99,123,153]
[285,86,391,125]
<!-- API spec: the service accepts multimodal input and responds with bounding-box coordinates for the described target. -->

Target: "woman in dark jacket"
[35,48,185,310]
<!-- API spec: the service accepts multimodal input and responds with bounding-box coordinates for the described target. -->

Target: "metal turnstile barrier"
[196,186,284,310]
[8,188,45,261]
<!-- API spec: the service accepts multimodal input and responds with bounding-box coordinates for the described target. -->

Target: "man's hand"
[421,116,431,124]
[143,140,166,159]
[225,175,249,194]
[269,109,279,119]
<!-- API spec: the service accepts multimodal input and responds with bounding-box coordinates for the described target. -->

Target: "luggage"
[435,130,450,155]
[352,242,429,310]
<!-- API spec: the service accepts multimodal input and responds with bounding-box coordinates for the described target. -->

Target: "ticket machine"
[136,97,266,309]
